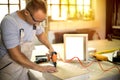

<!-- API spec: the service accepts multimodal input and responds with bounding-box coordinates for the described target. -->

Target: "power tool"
[92,53,108,61]
[92,50,120,64]
[51,52,57,67]
[112,50,120,63]
[34,52,57,67]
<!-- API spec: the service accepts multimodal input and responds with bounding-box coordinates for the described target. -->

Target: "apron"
[0,16,35,80]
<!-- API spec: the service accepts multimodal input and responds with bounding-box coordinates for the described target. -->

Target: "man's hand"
[39,66,57,73]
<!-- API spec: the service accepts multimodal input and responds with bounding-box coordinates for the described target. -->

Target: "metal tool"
[35,52,57,67]
[51,52,57,67]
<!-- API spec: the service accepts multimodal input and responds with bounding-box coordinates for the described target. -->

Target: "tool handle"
[51,52,57,62]
[51,52,57,67]
[93,54,108,61]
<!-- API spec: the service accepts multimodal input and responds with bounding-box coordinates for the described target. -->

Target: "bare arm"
[36,32,54,52]
[8,46,57,72]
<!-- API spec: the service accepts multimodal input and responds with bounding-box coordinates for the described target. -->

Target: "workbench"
[29,39,120,80]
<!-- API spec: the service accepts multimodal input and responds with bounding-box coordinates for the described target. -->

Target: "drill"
[35,52,57,67]
[51,52,57,67]
[47,52,57,67]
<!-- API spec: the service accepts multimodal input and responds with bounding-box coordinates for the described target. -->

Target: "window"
[47,0,94,20]
[0,0,26,22]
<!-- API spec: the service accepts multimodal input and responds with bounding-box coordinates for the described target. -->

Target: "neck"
[17,10,34,25]
[17,10,26,21]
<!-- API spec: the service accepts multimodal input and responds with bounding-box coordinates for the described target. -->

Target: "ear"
[24,9,29,16]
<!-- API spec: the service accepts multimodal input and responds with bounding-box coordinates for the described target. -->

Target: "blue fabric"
[0,11,44,58]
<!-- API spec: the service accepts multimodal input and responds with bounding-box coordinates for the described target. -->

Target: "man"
[0,0,57,80]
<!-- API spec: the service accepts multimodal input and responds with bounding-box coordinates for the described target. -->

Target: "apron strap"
[7,15,24,43]
[0,62,12,70]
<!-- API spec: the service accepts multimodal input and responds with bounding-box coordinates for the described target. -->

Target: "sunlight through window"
[0,0,26,22]
[47,0,93,20]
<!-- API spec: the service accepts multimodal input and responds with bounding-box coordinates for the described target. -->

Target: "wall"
[49,20,100,31]
[94,0,106,39]
[33,0,106,44]
[48,0,106,39]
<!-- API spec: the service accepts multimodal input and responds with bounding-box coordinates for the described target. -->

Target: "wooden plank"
[43,61,88,80]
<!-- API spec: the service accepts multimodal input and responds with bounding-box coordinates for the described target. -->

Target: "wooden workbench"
[29,39,120,80]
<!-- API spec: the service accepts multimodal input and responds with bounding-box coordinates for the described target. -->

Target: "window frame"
[0,0,26,22]
[0,0,21,14]
[47,0,93,21]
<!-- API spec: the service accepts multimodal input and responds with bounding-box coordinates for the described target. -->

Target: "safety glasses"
[26,8,42,22]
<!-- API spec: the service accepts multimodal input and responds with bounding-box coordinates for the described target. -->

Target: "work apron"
[0,16,35,80]
[0,42,34,80]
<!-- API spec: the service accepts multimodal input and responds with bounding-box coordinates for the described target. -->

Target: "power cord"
[59,56,120,73]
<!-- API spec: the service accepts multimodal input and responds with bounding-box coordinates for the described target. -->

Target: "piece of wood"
[43,61,89,80]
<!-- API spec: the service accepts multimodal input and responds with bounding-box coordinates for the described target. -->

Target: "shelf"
[112,26,120,29]
[112,35,120,39]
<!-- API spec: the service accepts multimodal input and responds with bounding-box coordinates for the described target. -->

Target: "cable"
[61,57,120,73]
[65,57,95,68]
[98,61,117,72]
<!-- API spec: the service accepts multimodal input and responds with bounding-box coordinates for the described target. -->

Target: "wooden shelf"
[112,26,120,29]
[106,0,120,39]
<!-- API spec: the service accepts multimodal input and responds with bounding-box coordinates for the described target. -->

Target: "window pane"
[61,0,67,4]
[21,0,26,9]
[77,0,83,5]
[84,0,90,5]
[51,5,59,20]
[83,6,92,20]
[51,0,59,4]
[84,6,90,13]
[47,5,51,16]
[77,6,83,14]
[10,0,19,4]
[69,6,76,18]
[69,0,76,4]
[0,0,8,4]
[77,6,83,12]
[47,0,51,4]
[61,5,67,20]
[10,5,19,13]
[0,5,8,22]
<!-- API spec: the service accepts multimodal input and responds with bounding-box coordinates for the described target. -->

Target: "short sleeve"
[0,16,20,49]
[36,25,44,35]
